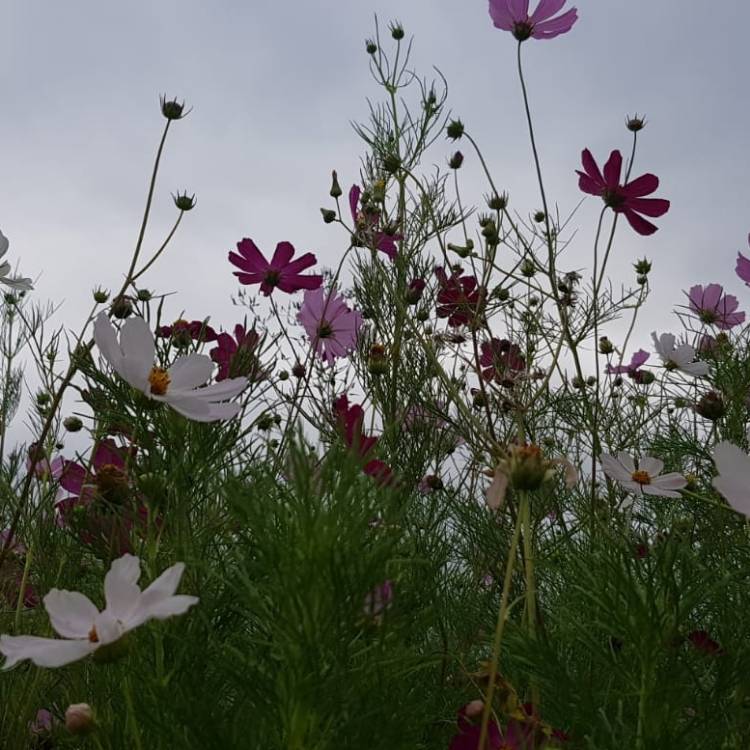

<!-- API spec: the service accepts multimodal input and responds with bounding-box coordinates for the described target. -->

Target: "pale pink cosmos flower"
[489,0,578,41]
[298,287,363,364]
[734,233,750,287]
[651,332,709,377]
[600,452,687,505]
[712,441,750,517]
[606,349,650,381]
[688,284,745,330]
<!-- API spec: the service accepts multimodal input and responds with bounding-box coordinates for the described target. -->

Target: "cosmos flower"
[435,267,484,328]
[0,230,33,291]
[687,630,724,657]
[734,233,750,286]
[0,554,198,669]
[93,313,247,422]
[600,452,687,502]
[651,332,709,377]
[210,324,264,381]
[298,288,363,364]
[480,338,526,384]
[156,319,217,346]
[606,349,650,381]
[349,185,400,261]
[576,150,670,235]
[688,284,745,329]
[489,0,578,41]
[228,238,322,296]
[449,701,502,750]
[711,441,750,517]
[362,580,394,620]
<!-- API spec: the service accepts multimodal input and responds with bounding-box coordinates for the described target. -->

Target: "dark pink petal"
[270,241,295,269]
[625,197,670,218]
[603,150,623,189]
[630,349,650,368]
[621,173,659,198]
[276,274,324,294]
[508,0,530,20]
[581,149,604,186]
[283,252,319,275]
[530,0,566,24]
[93,439,126,470]
[532,7,578,37]
[622,208,658,236]
[577,172,604,196]
[720,294,739,314]
[234,238,267,270]
[736,252,750,285]
[59,461,86,494]
[488,0,514,29]
[718,311,746,329]
[702,283,724,310]
[233,272,266,285]
[376,233,398,260]
[349,185,361,221]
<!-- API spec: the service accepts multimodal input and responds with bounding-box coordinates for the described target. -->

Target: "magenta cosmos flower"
[298,288,363,364]
[349,185,400,261]
[735,235,750,286]
[229,238,322,296]
[489,0,578,41]
[606,349,650,381]
[435,267,484,328]
[157,319,217,346]
[210,324,264,382]
[577,150,670,236]
[480,338,526,384]
[688,284,745,329]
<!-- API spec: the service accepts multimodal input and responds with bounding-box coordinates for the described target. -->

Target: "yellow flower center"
[148,367,171,396]
[631,470,651,485]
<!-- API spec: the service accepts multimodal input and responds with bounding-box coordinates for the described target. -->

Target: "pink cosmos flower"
[688,284,746,329]
[489,0,578,41]
[695,286,746,329]
[26,446,64,480]
[449,701,503,750]
[229,238,323,296]
[363,580,394,620]
[576,149,670,236]
[298,288,363,364]
[735,233,750,286]
[210,324,264,382]
[480,338,526,384]
[687,630,724,657]
[606,349,650,381]
[435,267,484,328]
[349,185,400,261]
[157,319,217,346]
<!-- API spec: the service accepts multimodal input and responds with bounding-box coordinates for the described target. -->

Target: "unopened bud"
[446,119,464,141]
[694,390,725,421]
[533,210,546,223]
[406,278,426,305]
[172,192,196,211]
[599,336,614,354]
[368,343,389,376]
[93,288,109,304]
[292,362,305,378]
[110,296,133,320]
[330,170,343,198]
[365,39,378,55]
[63,416,84,432]
[136,288,152,302]
[626,114,646,132]
[65,703,94,736]
[634,258,652,275]
[382,154,401,174]
[320,208,337,224]
[160,95,187,121]
[449,151,464,169]
[487,193,508,211]
[390,21,405,40]
[520,259,536,278]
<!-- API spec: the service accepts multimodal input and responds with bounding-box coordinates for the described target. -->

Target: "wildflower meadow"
[3,1,750,747]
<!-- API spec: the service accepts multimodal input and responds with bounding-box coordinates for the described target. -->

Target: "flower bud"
[533,210,546,223]
[320,208,337,224]
[329,170,343,198]
[172,191,196,211]
[368,343,388,376]
[406,278,426,305]
[65,703,94,736]
[634,257,652,275]
[136,288,152,302]
[694,390,725,421]
[256,414,274,431]
[487,192,509,211]
[626,114,646,132]
[390,22,405,40]
[63,416,83,432]
[382,154,401,174]
[636,274,648,286]
[292,362,305,378]
[416,309,429,322]
[446,119,464,141]
[160,95,187,120]
[278,370,289,381]
[493,286,510,302]
[449,151,464,169]
[93,288,109,304]
[598,336,614,354]
[365,39,378,55]
[520,259,536,278]
[110,296,133,319]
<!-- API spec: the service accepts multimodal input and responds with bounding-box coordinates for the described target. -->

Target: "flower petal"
[168,355,214,391]
[603,151,623,189]
[638,456,664,476]
[0,635,96,669]
[530,0,566,24]
[104,555,142,621]
[600,452,631,482]
[44,590,98,639]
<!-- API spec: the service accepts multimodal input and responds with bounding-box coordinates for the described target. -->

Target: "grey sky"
[2,0,750,440]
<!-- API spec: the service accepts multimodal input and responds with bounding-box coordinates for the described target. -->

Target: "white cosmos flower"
[600,452,687,504]
[0,554,198,669]
[712,441,750,517]
[651,332,709,377]
[0,230,33,291]
[94,312,247,422]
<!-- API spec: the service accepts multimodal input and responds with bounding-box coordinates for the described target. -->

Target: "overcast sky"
[2,0,750,441]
